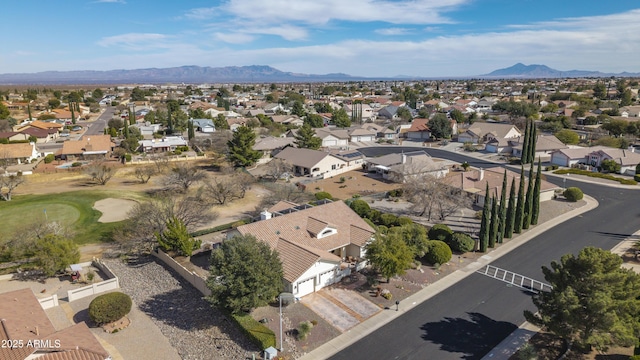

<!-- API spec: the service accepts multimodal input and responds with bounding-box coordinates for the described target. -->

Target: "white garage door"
[318,270,335,288]
[296,278,315,297]
[325,140,337,146]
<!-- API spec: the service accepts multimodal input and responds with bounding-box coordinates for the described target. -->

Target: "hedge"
[449,232,475,253]
[554,168,637,185]
[314,191,333,200]
[89,292,132,325]
[231,313,276,350]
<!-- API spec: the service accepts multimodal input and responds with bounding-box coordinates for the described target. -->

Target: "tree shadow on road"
[420,312,517,360]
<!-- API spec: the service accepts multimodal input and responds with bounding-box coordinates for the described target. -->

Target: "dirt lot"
[304,169,401,199]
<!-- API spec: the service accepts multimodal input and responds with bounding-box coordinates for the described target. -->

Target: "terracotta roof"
[60,135,114,155]
[408,118,430,132]
[441,166,557,198]
[20,127,53,138]
[0,131,20,138]
[466,123,521,138]
[511,134,568,152]
[236,201,375,280]
[0,143,34,159]
[30,120,63,129]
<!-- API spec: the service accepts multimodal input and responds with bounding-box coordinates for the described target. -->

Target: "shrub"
[89,292,132,325]
[339,176,346,183]
[634,174,640,182]
[310,319,318,326]
[124,154,132,162]
[231,313,276,349]
[363,218,377,230]
[449,232,476,253]
[424,240,453,265]
[396,217,413,226]
[71,162,82,167]
[428,224,453,242]
[563,187,584,202]
[349,199,371,218]
[636,163,640,174]
[44,154,55,164]
[314,191,333,200]
[388,188,404,197]
[379,213,398,227]
[297,320,313,341]
[381,291,392,300]
[368,209,382,224]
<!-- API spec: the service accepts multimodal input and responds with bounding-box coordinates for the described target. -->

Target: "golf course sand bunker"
[93,198,137,223]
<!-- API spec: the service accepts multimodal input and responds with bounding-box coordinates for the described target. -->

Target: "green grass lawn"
[0,190,143,245]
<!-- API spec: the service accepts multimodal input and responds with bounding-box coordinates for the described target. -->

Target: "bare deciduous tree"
[191,131,232,155]
[83,161,114,185]
[162,162,206,192]
[403,174,471,221]
[204,171,254,205]
[151,155,170,174]
[263,158,293,181]
[113,192,218,253]
[133,166,157,184]
[0,174,25,201]
[249,183,314,217]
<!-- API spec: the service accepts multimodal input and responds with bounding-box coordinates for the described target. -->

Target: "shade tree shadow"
[421,312,517,360]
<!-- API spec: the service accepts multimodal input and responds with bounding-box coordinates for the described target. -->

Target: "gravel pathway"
[105,256,259,360]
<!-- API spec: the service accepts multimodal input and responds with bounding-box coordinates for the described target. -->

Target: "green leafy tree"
[332,108,351,128]
[524,247,640,353]
[207,235,283,314]
[34,234,80,277]
[396,106,412,122]
[166,108,173,134]
[291,100,306,117]
[601,119,628,137]
[48,99,61,109]
[227,126,262,167]
[513,166,526,233]
[449,109,465,123]
[349,199,371,218]
[593,81,607,99]
[388,223,429,258]
[214,113,229,130]
[504,177,517,238]
[365,232,414,282]
[92,88,104,100]
[554,129,580,145]
[428,113,452,139]
[130,87,147,101]
[0,102,9,120]
[294,123,321,150]
[620,89,633,107]
[478,183,491,252]
[155,217,201,257]
[600,159,621,173]
[531,160,542,225]
[305,113,324,128]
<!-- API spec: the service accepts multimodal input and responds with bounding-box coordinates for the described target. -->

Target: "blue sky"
[2,0,640,77]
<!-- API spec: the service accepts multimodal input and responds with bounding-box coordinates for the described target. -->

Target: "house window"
[332,164,337,170]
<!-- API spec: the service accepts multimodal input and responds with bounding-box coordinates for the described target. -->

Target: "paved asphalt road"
[331,146,639,360]
[81,105,115,136]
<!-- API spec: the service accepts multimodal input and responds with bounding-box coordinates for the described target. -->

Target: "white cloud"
[97,33,170,49]
[375,28,412,36]
[214,32,255,44]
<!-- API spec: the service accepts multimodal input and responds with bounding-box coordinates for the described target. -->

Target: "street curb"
[299,196,599,360]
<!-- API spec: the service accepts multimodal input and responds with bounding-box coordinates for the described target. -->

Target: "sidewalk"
[299,195,600,360]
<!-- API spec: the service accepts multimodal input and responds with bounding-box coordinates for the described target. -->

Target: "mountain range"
[0,63,638,85]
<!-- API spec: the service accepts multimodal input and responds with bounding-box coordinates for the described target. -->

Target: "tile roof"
[441,166,557,198]
[408,118,430,132]
[29,120,63,129]
[315,128,350,140]
[596,148,640,166]
[267,200,299,213]
[366,150,429,167]
[274,147,330,168]
[236,201,375,281]
[466,123,521,138]
[252,136,295,151]
[0,142,35,159]
[511,134,568,151]
[60,135,114,155]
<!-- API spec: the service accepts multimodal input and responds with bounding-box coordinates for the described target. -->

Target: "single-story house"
[442,166,559,206]
[0,142,39,165]
[230,200,375,297]
[270,115,304,127]
[253,136,295,163]
[405,118,431,140]
[0,288,110,360]
[59,135,115,160]
[19,127,58,143]
[586,147,640,174]
[273,147,349,179]
[189,118,216,133]
[549,147,600,167]
[511,135,569,160]
[134,122,162,137]
[0,131,29,142]
[138,136,188,153]
[485,136,513,153]
[364,150,448,182]
[377,105,399,120]
[361,123,396,141]
[315,128,350,149]
[457,123,521,144]
[329,149,365,168]
[348,128,376,143]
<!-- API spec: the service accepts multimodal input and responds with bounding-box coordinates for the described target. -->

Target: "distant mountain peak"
[482,63,636,78]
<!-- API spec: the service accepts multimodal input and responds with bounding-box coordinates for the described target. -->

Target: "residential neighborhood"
[2,74,640,360]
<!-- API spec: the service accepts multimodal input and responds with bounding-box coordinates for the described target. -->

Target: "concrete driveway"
[301,288,381,332]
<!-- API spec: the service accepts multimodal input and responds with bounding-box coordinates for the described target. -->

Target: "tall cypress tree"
[531,159,542,225]
[497,170,508,244]
[123,117,129,138]
[479,183,491,252]
[504,177,517,238]
[521,120,530,165]
[528,121,537,164]
[27,104,32,121]
[70,101,76,125]
[514,166,526,234]
[187,120,195,141]
[167,109,173,135]
[488,194,499,248]
[523,161,535,229]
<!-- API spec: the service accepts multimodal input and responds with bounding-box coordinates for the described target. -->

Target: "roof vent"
[295,226,300,230]
[275,230,280,235]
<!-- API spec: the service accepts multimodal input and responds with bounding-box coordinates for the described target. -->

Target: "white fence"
[66,259,120,302]
[39,294,59,309]
[153,249,211,297]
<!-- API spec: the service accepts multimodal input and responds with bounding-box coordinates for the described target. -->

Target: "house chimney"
[260,210,272,220]
[35,326,39,336]
[479,168,484,181]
